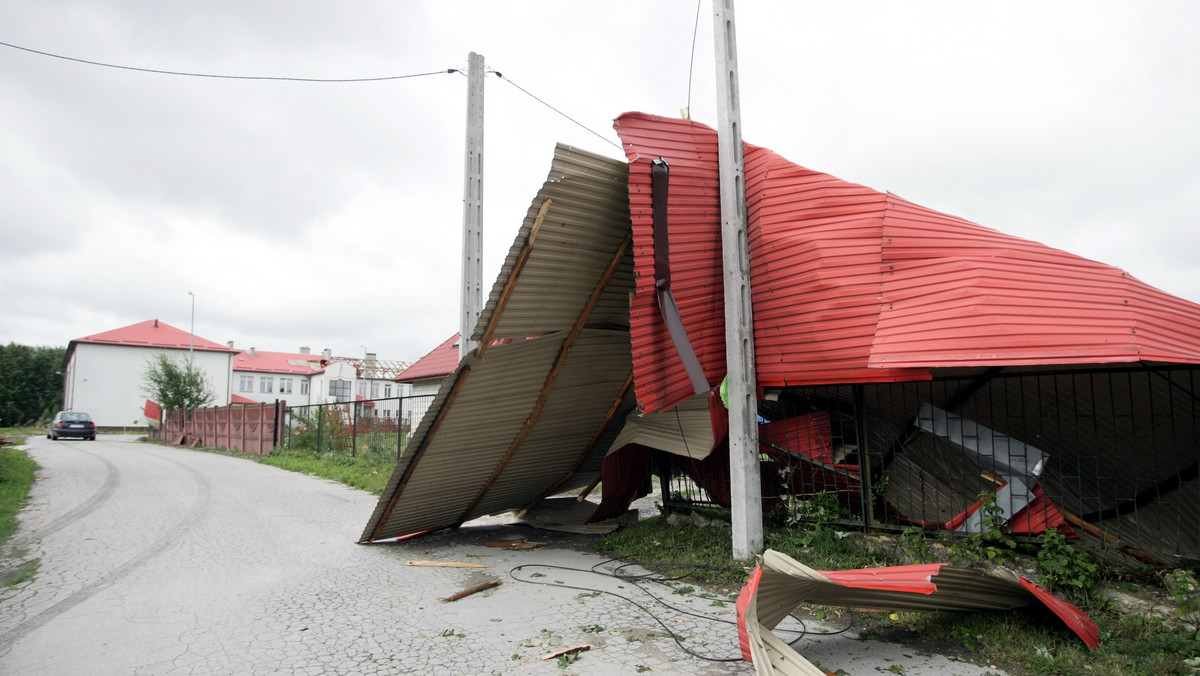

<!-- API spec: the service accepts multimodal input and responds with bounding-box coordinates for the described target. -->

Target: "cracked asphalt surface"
[0,435,1006,675]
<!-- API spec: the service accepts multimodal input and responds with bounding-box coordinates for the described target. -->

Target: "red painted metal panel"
[616,113,726,414]
[615,113,1200,402]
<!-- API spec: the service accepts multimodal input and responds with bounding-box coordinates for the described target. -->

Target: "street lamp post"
[188,291,195,370]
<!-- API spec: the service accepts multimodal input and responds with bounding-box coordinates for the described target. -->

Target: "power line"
[489,69,623,153]
[0,39,458,83]
[686,0,703,115]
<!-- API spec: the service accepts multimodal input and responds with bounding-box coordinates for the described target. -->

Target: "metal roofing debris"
[615,112,1200,409]
[365,112,1200,552]
[735,549,1098,674]
[361,145,641,542]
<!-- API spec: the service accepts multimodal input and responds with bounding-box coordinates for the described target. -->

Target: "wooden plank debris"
[539,645,590,661]
[485,539,548,550]
[399,560,491,568]
[442,579,501,602]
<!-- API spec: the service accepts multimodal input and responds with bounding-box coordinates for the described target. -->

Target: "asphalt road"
[0,436,1007,675]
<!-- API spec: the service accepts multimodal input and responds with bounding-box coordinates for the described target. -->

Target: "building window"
[384,384,392,398]
[371,381,380,398]
[260,376,274,393]
[279,378,293,394]
[329,379,351,402]
[239,375,254,392]
[357,381,367,398]
[300,379,309,395]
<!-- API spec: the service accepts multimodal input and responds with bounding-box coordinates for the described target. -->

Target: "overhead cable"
[489,69,623,152]
[0,39,457,83]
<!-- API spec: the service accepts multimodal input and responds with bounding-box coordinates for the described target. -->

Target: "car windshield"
[61,412,90,422]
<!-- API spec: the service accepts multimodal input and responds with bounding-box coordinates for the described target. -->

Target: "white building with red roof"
[229,346,325,409]
[232,346,411,419]
[63,319,235,428]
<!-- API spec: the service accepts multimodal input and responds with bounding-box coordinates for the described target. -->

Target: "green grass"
[0,439,41,587]
[0,426,44,439]
[254,447,395,496]
[0,445,38,544]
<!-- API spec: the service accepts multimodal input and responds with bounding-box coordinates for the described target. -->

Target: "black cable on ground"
[507,559,855,663]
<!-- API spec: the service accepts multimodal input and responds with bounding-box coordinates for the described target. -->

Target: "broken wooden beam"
[442,579,500,602]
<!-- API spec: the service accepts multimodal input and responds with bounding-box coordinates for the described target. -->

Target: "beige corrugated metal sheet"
[473,145,634,342]
[361,330,632,541]
[610,391,715,460]
[362,146,643,542]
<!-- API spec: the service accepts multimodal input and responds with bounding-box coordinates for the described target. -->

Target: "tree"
[142,353,215,412]
[0,343,65,427]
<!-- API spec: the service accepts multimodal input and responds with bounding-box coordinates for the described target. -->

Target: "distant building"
[63,319,235,428]
[229,346,324,409]
[394,333,461,428]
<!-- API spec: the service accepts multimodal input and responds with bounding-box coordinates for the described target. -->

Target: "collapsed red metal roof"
[615,113,1200,413]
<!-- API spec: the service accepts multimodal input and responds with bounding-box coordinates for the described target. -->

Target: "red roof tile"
[395,333,460,383]
[232,350,325,375]
[72,319,234,352]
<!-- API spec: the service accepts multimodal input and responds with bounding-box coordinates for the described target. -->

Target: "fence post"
[853,384,875,532]
[352,401,358,458]
[318,407,325,454]
[396,396,403,461]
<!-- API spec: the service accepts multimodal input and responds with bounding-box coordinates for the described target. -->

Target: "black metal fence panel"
[660,366,1200,562]
[284,394,437,461]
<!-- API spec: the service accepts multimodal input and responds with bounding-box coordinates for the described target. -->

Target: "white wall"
[64,344,232,428]
[406,378,445,432]
[231,370,313,408]
[308,361,358,404]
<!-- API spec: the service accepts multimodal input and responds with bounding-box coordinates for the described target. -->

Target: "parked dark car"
[47,411,96,440]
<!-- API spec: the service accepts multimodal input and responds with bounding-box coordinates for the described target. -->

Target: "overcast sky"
[2,1,1198,363]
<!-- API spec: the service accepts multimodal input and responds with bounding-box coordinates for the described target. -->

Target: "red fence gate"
[154,401,283,455]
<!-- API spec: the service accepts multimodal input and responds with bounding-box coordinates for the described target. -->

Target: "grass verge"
[255,447,395,495]
[0,443,39,545]
[0,434,41,587]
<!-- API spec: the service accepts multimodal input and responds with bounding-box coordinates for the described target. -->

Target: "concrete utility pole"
[460,52,485,361]
[713,0,763,559]
[188,290,195,370]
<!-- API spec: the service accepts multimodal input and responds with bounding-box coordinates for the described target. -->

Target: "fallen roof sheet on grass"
[735,549,1098,675]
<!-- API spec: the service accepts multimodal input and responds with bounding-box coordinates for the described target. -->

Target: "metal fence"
[153,401,283,455]
[660,366,1200,562]
[283,394,436,461]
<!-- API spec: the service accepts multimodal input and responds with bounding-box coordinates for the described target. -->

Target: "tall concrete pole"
[188,290,195,370]
[460,52,485,361]
[714,0,763,559]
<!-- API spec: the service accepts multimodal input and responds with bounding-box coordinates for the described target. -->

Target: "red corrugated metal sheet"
[614,113,1200,410]
[872,195,1200,367]
[616,113,727,414]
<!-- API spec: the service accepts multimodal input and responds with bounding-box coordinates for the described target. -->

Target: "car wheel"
[50,433,57,440]
[88,436,96,441]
